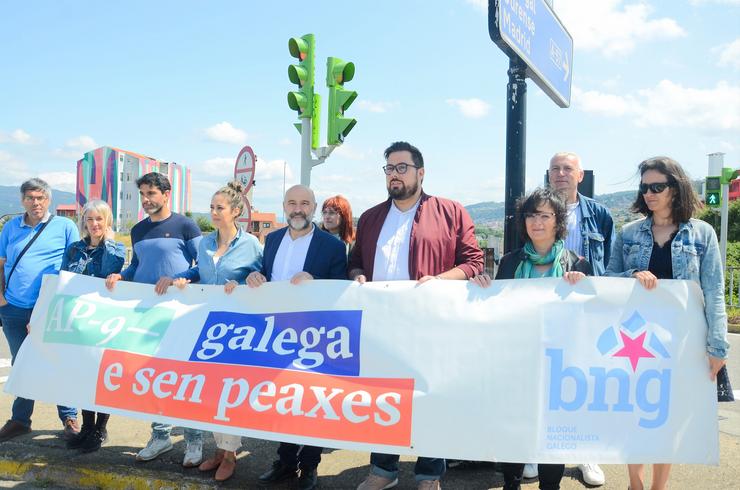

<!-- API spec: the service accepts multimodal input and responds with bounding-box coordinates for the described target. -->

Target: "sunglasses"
[639,182,672,194]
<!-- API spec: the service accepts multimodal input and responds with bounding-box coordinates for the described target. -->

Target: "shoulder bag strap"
[5,216,54,290]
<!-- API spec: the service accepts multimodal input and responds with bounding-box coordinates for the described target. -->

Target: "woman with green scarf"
[470,187,591,490]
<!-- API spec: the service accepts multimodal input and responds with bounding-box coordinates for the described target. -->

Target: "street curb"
[0,457,216,489]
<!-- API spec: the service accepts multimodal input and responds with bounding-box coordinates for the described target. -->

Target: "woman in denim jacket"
[159,180,263,482]
[61,200,125,453]
[606,157,729,490]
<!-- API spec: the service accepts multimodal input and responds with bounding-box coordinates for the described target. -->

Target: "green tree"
[196,216,214,233]
[697,200,740,242]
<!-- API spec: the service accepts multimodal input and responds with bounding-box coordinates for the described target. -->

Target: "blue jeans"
[370,453,445,482]
[0,303,78,427]
[151,421,202,443]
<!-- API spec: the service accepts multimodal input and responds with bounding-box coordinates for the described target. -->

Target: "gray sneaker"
[357,473,399,490]
[136,437,173,461]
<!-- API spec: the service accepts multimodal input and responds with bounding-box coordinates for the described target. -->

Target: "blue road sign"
[489,0,573,108]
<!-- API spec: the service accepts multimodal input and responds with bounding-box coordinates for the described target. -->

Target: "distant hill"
[465,189,641,229]
[0,185,76,217]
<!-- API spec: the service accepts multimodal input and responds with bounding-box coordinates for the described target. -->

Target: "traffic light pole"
[299,117,337,187]
[503,57,527,254]
[720,183,729,267]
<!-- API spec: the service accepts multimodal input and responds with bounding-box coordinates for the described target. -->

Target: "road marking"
[0,358,10,368]
[0,376,7,384]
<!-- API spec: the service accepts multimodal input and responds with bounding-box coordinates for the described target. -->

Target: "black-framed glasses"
[639,182,672,194]
[523,212,556,222]
[382,163,420,175]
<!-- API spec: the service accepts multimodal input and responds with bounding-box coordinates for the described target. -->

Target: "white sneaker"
[356,473,399,490]
[136,437,173,461]
[182,439,203,467]
[522,463,538,479]
[578,463,605,486]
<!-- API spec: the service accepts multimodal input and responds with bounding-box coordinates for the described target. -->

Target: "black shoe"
[298,467,318,490]
[66,425,94,449]
[258,460,298,484]
[79,429,108,453]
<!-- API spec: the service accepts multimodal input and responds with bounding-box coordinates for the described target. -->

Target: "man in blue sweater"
[105,172,203,466]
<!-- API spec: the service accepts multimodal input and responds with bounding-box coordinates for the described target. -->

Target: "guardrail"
[728,266,739,307]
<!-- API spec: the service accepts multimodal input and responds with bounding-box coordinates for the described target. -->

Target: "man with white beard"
[247,184,347,490]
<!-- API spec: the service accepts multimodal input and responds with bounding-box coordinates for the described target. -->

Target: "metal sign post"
[489,0,573,253]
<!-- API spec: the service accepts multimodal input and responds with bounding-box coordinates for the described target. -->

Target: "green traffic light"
[326,57,355,87]
[287,34,315,119]
[288,37,308,60]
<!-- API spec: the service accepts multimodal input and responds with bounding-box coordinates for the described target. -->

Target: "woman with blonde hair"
[62,200,126,452]
[160,180,263,482]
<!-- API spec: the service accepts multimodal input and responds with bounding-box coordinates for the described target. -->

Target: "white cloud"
[465,0,487,12]
[333,143,370,161]
[51,135,98,160]
[446,98,491,118]
[255,157,293,181]
[64,135,98,152]
[690,0,740,4]
[0,150,30,182]
[39,171,76,192]
[714,38,740,70]
[572,86,639,117]
[278,137,295,146]
[357,100,399,113]
[553,0,685,57]
[574,80,740,131]
[204,122,248,145]
[200,157,234,178]
[0,129,33,144]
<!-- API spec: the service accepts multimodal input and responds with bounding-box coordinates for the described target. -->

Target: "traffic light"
[287,34,315,118]
[705,176,721,208]
[326,57,357,146]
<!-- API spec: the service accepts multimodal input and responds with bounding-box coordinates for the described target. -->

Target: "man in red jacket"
[349,141,483,490]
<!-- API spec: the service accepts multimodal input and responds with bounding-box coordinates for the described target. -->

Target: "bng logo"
[546,311,672,429]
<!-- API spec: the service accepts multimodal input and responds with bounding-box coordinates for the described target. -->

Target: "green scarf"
[514,240,565,279]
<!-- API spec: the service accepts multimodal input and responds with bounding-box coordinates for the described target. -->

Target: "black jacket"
[495,248,593,280]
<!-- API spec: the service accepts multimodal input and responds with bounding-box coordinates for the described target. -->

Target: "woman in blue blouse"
[161,180,263,482]
[606,157,729,490]
[62,200,125,453]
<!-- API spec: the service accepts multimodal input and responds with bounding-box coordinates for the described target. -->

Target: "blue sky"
[1,0,739,217]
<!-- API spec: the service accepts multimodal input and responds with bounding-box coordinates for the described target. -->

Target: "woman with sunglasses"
[471,187,591,490]
[319,195,355,257]
[606,156,729,490]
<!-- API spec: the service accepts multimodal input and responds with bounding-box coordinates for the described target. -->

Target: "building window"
[263,222,271,228]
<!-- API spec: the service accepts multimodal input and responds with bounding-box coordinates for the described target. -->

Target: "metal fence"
[728,266,740,307]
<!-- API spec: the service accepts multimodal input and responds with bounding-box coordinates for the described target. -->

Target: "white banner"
[5,271,718,464]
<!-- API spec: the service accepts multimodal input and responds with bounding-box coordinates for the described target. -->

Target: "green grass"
[728,306,740,334]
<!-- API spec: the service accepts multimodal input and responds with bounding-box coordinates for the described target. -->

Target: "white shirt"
[372,199,421,281]
[564,201,583,255]
[271,225,315,281]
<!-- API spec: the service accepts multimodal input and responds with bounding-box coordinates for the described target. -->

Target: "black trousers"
[501,463,565,490]
[277,442,323,470]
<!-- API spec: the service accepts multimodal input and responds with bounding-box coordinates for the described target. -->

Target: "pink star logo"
[612,331,655,372]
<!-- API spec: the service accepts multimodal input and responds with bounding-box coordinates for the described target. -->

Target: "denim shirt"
[606,216,729,359]
[61,239,126,279]
[577,193,615,277]
[176,227,263,285]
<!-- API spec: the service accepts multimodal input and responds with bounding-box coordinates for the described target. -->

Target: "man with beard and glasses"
[247,184,346,490]
[349,141,483,490]
[104,172,204,467]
